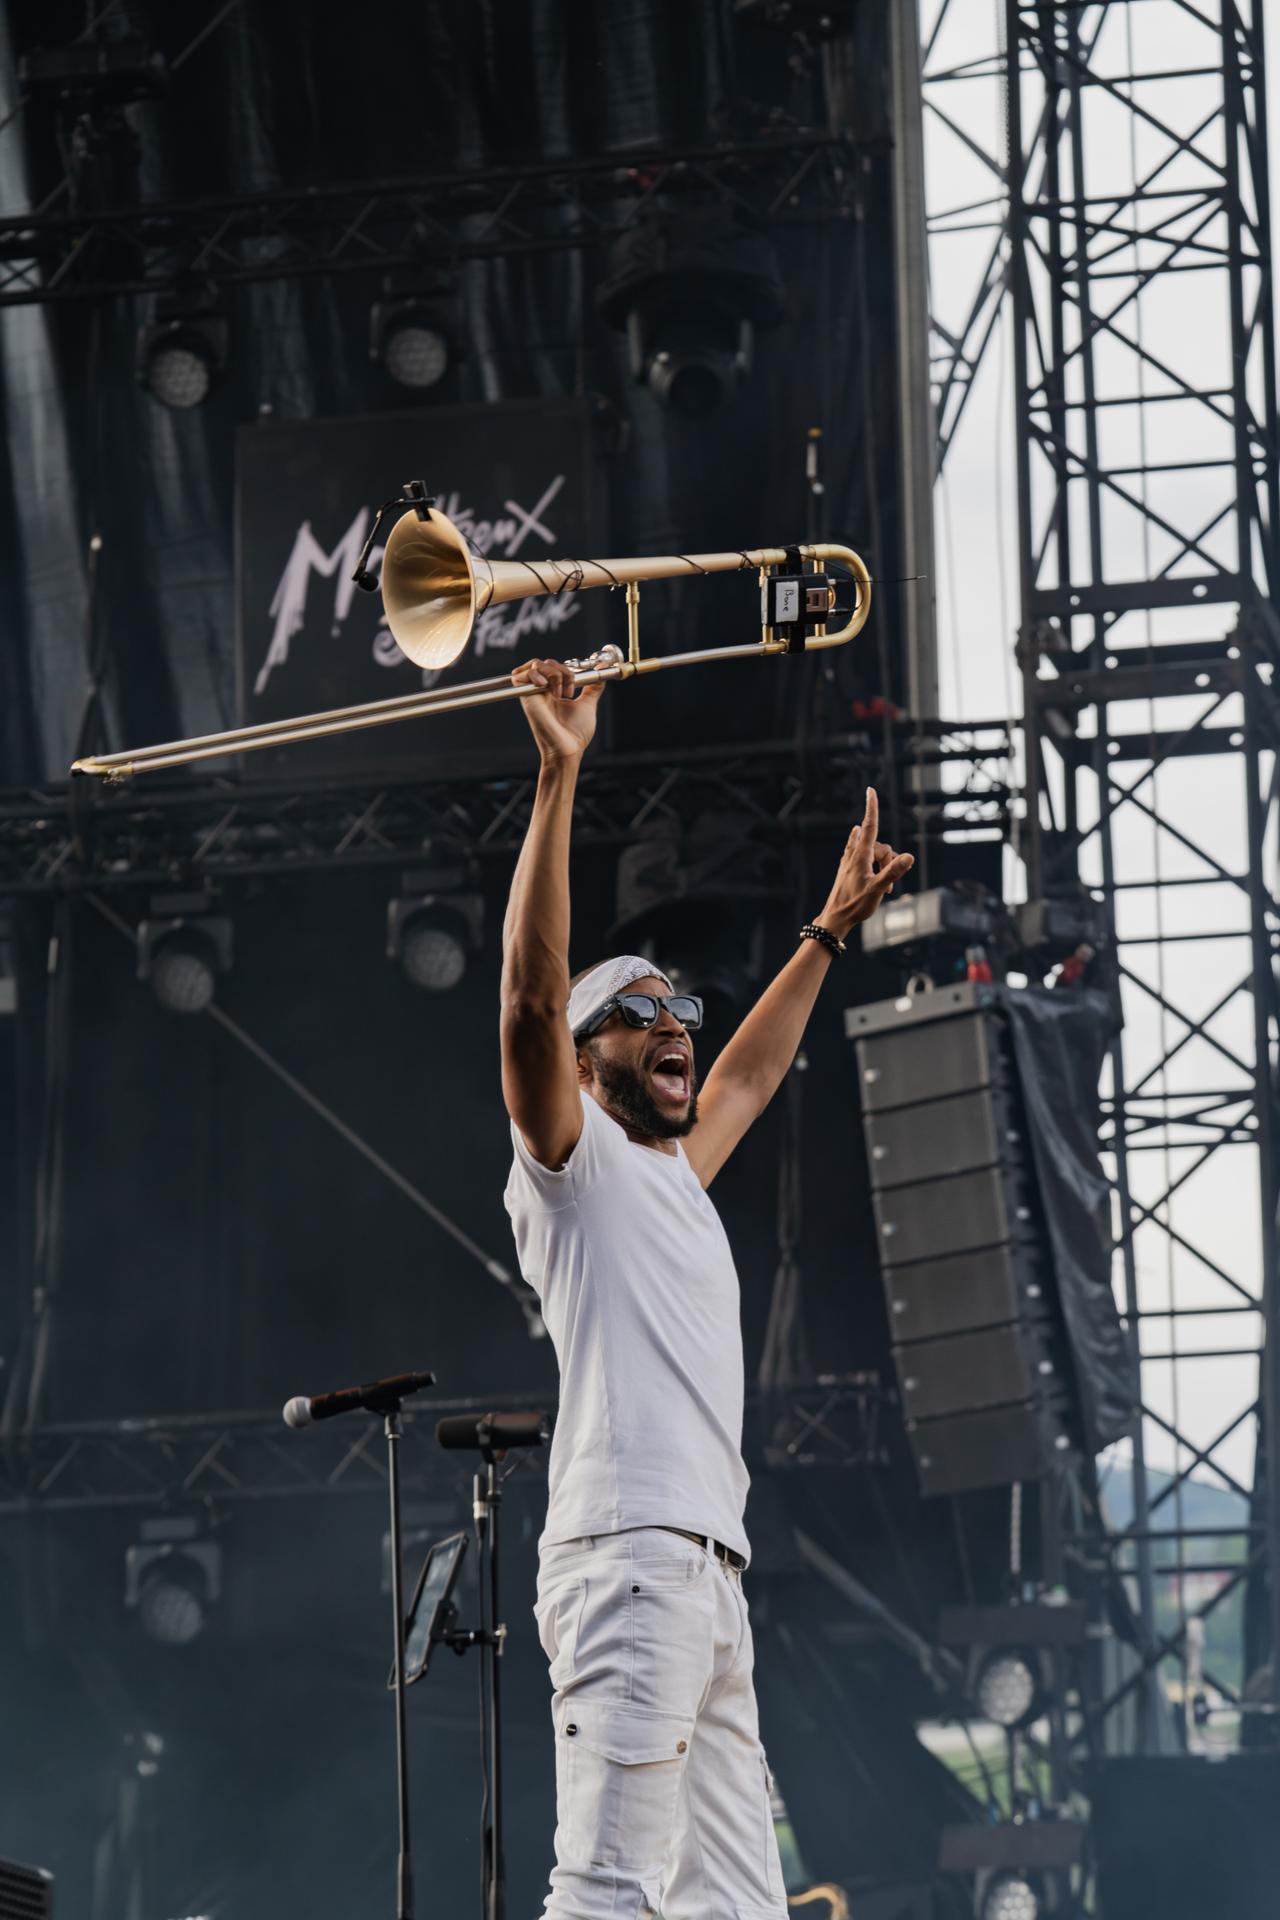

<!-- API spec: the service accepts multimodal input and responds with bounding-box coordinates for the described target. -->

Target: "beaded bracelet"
[800,921,847,958]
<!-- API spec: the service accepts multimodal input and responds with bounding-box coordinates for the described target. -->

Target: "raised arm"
[500,658,605,1170]
[685,787,913,1188]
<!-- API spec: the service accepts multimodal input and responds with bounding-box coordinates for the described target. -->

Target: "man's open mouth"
[650,1047,691,1104]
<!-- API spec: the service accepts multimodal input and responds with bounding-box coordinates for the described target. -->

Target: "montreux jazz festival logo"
[253,476,580,698]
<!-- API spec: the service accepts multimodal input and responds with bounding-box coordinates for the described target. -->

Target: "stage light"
[149,931,219,1012]
[401,912,467,990]
[125,1521,221,1647]
[371,274,458,391]
[381,315,449,390]
[387,867,483,991]
[860,884,1001,956]
[980,1871,1040,1920]
[137,293,227,411]
[598,215,785,418]
[139,1567,205,1646]
[137,896,232,1014]
[974,1648,1046,1731]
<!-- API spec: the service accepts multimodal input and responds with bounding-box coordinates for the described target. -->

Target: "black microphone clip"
[349,482,437,594]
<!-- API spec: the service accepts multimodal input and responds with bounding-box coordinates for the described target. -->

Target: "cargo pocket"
[760,1749,786,1901]
[533,1577,586,1689]
[554,1696,694,1874]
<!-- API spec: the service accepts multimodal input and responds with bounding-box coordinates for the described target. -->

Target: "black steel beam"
[0,1376,885,1513]
[0,724,1014,895]
[1029,661,1242,708]
[0,136,871,307]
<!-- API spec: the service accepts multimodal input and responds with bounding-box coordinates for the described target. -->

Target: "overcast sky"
[921,0,1275,1492]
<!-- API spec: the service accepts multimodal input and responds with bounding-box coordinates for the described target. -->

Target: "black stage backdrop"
[0,0,903,780]
[236,399,612,777]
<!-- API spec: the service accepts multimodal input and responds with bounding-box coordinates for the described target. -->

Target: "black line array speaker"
[845,983,1078,1496]
[0,1859,52,1920]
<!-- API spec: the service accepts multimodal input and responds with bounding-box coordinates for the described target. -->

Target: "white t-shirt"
[503,1091,751,1563]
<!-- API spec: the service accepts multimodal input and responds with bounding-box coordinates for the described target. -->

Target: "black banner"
[235,398,607,776]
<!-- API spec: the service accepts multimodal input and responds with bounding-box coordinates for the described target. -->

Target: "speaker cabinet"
[846,983,1077,1495]
[0,1859,53,1920]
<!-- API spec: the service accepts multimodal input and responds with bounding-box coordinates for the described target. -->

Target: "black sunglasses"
[573,991,703,1044]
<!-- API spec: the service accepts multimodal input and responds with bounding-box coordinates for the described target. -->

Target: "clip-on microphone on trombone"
[351,479,435,595]
[283,1371,548,1920]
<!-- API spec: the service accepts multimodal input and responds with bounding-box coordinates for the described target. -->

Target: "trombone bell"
[379,505,480,670]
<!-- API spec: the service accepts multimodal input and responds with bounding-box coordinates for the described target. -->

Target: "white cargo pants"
[533,1527,788,1919]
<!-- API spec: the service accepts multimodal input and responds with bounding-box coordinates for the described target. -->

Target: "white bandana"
[567,955,674,1038]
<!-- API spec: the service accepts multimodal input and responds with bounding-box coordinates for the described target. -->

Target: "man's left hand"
[816,787,914,941]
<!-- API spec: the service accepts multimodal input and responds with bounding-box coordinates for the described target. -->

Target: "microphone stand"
[282,1369,439,1920]
[436,1438,508,1917]
[473,1424,506,1920]
[385,1400,415,1920]
[434,1411,548,1920]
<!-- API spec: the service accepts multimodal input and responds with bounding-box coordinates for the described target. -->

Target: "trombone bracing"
[70,494,872,779]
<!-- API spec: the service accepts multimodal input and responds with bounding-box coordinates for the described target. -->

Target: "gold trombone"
[70,489,872,779]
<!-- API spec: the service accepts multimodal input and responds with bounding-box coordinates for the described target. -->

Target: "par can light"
[974,1648,1045,1731]
[387,881,483,992]
[138,1568,206,1647]
[125,1528,222,1648]
[144,331,214,410]
[380,314,450,390]
[980,1871,1040,1920]
[136,901,233,1014]
[137,293,227,412]
[400,914,468,992]
[149,929,220,1013]
[370,273,459,391]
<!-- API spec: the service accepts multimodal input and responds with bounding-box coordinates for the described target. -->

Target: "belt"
[658,1525,747,1572]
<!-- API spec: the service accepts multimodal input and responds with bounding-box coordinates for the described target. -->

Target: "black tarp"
[1000,984,1137,1454]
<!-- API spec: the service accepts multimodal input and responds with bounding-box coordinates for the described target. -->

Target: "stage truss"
[1002,0,1280,1726]
[0,723,1012,894]
[0,135,869,308]
[0,1377,885,1515]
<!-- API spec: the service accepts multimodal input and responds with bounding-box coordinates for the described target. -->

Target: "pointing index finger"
[863,785,879,844]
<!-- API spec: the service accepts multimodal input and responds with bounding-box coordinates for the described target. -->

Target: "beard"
[589,1046,700,1140]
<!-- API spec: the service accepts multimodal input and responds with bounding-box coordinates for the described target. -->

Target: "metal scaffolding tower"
[1006,0,1280,1716]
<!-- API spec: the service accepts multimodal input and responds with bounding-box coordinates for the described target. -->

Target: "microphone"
[435,1410,550,1453]
[282,1369,436,1429]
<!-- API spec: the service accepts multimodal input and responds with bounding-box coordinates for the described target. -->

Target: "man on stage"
[501,655,913,1919]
